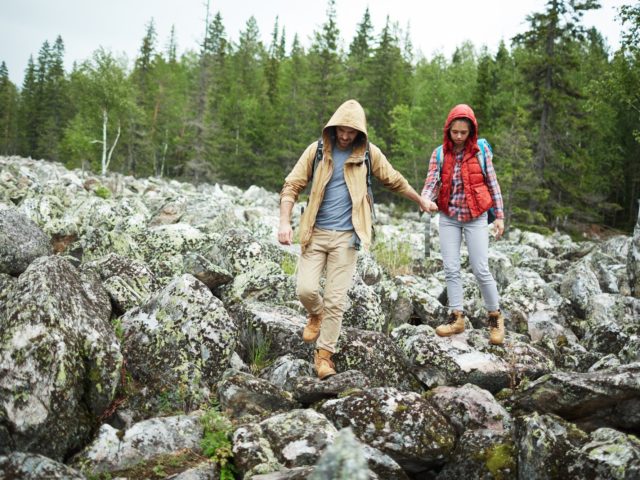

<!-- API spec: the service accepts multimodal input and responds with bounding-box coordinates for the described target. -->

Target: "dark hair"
[448,117,475,139]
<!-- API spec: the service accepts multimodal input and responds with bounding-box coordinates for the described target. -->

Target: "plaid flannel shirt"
[421,144,504,222]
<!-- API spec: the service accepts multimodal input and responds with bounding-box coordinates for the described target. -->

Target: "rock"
[629,204,640,298]
[436,429,516,480]
[260,355,313,392]
[342,277,385,332]
[572,427,640,480]
[334,328,421,391]
[121,274,237,417]
[516,413,588,480]
[223,260,297,306]
[233,409,337,478]
[292,370,371,405]
[217,370,299,422]
[307,427,370,480]
[582,293,640,355]
[512,363,640,432]
[0,452,86,479]
[250,467,315,479]
[82,252,157,313]
[560,260,602,318]
[356,251,384,286]
[429,383,512,435]
[183,252,233,290]
[0,256,121,461]
[318,387,456,474]
[0,203,52,275]
[71,414,203,474]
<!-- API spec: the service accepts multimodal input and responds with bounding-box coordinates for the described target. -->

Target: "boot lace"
[447,312,461,324]
[488,314,499,329]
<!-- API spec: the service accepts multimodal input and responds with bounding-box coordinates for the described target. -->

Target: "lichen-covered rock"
[0,255,121,461]
[582,293,640,355]
[292,370,371,405]
[561,261,603,318]
[318,387,456,474]
[250,467,315,479]
[356,251,384,286]
[392,324,554,393]
[71,414,203,474]
[334,328,421,391]
[233,409,337,477]
[513,363,640,432]
[516,412,589,480]
[217,370,299,422]
[343,277,385,332]
[224,260,297,306]
[183,252,233,290]
[82,252,157,313]
[0,203,52,275]
[232,302,314,364]
[572,428,640,480]
[436,429,516,480]
[0,452,86,479]
[121,274,237,416]
[307,427,369,480]
[260,355,313,392]
[429,383,512,435]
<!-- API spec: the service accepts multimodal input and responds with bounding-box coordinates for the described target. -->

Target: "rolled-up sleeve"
[421,149,439,201]
[482,144,504,219]
[280,143,316,204]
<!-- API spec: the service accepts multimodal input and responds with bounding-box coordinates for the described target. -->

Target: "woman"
[421,104,506,345]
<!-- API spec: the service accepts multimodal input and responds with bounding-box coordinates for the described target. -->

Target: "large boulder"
[512,362,640,433]
[0,452,86,480]
[71,413,203,474]
[0,203,52,275]
[0,255,121,461]
[121,274,237,417]
[629,205,640,298]
[318,387,456,474]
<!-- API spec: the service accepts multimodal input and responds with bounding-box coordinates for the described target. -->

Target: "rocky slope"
[0,155,639,479]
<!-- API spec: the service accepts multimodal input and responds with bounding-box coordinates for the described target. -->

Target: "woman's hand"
[420,197,438,213]
[493,219,504,239]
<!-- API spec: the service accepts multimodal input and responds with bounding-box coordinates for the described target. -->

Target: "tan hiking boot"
[488,310,505,345]
[314,348,336,380]
[435,310,466,337]
[302,313,323,343]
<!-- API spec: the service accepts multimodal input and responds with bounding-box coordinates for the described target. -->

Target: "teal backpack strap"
[476,138,492,175]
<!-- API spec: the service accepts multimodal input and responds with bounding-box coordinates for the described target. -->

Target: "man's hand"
[493,219,505,240]
[278,222,293,245]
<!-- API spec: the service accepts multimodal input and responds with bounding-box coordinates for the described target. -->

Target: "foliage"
[371,238,414,276]
[0,0,638,231]
[200,406,236,480]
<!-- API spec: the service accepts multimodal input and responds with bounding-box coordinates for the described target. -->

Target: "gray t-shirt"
[315,145,354,231]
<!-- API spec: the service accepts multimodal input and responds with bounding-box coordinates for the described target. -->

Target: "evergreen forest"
[1,0,639,233]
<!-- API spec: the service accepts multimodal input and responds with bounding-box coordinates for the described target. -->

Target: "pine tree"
[0,62,19,154]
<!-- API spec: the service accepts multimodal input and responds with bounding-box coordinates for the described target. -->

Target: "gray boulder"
[0,203,52,275]
[121,274,237,417]
[0,452,86,479]
[260,354,313,392]
[629,205,640,298]
[436,429,516,480]
[71,414,203,474]
[512,362,640,432]
[0,255,121,461]
[342,277,385,332]
[217,370,299,422]
[561,260,602,318]
[292,370,371,405]
[233,409,337,478]
[318,387,456,474]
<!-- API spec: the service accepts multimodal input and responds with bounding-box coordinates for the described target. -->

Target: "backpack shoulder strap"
[309,137,324,182]
[476,138,492,175]
[435,145,444,172]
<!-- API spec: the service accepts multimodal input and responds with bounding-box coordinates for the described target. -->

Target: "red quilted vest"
[437,104,493,219]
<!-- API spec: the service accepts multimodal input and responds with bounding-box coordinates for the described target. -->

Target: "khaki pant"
[296,228,357,353]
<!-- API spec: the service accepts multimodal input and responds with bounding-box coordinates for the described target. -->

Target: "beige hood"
[322,99,368,147]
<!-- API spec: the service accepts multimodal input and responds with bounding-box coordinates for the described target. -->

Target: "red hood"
[443,104,479,155]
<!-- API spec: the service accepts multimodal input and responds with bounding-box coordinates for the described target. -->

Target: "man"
[278,99,430,379]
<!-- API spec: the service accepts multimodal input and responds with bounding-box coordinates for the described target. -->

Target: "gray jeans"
[439,213,500,312]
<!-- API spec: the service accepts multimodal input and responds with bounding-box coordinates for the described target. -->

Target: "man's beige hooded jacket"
[280,99,415,252]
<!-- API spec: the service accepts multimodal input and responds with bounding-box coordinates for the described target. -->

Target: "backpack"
[310,137,376,219]
[434,138,496,224]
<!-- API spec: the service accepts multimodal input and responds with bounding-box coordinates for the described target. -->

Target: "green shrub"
[94,185,112,199]
[200,407,236,480]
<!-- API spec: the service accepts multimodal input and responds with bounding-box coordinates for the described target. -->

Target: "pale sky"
[0,0,629,86]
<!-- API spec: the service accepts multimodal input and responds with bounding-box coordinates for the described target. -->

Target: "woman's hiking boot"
[314,348,336,380]
[488,310,505,345]
[435,310,466,337]
[302,313,323,343]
